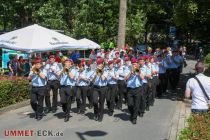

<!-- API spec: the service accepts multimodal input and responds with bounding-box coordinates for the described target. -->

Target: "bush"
[178,113,210,140]
[204,53,210,76]
[0,76,29,108]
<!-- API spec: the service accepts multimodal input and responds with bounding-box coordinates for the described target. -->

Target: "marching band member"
[125,58,144,124]
[28,58,48,121]
[106,60,119,116]
[151,57,159,106]
[76,63,92,114]
[92,58,108,122]
[44,55,62,113]
[145,56,153,111]
[60,59,78,122]
[86,60,95,109]
[116,58,126,110]
[138,56,147,117]
[156,55,167,97]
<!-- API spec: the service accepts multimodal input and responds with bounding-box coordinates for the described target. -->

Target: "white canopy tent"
[0,24,86,52]
[78,38,101,49]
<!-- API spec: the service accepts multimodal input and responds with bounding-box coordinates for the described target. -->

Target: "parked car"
[134,44,149,54]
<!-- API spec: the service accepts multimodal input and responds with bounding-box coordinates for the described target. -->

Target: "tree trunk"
[117,0,127,49]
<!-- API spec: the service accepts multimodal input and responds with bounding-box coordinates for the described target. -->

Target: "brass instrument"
[134,67,140,73]
[32,66,40,74]
[64,67,69,73]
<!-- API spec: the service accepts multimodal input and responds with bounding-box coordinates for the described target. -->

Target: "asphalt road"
[0,60,196,140]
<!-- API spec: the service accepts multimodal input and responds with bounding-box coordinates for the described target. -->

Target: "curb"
[168,99,191,140]
[0,99,30,115]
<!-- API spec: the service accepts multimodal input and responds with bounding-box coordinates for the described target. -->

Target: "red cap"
[124,57,130,62]
[131,58,138,64]
[33,58,42,64]
[138,56,145,61]
[81,58,85,62]
[105,51,110,55]
[96,58,104,65]
[87,59,92,66]
[65,58,73,63]
[96,56,101,59]
[108,60,114,65]
[49,55,55,59]
[115,52,120,55]
[115,59,121,64]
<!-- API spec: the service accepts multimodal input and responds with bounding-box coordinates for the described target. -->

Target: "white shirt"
[186,73,210,109]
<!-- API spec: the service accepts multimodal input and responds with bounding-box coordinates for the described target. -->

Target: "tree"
[117,0,127,49]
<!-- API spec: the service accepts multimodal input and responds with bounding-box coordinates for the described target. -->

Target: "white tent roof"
[78,38,101,49]
[0,24,85,52]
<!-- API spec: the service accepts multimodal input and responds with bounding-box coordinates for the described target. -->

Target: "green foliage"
[0,76,29,108]
[178,113,210,140]
[204,53,210,76]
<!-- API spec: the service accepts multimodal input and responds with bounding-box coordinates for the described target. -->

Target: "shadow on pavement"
[113,113,130,121]
[76,130,107,140]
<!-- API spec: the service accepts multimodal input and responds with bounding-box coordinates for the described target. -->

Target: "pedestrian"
[185,62,210,113]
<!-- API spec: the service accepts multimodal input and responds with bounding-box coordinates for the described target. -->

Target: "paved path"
[0,60,196,140]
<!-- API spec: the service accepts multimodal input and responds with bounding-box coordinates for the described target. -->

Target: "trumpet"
[96,68,103,75]
[64,67,69,73]
[32,66,40,74]
[134,68,140,73]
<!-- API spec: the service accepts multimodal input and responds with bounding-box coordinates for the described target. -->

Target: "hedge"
[204,53,210,76]
[178,113,210,140]
[0,76,29,108]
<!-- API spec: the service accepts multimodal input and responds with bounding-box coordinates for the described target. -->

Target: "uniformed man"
[60,59,78,122]
[116,58,126,110]
[45,55,62,113]
[125,58,144,124]
[138,56,147,117]
[156,55,167,97]
[28,58,47,120]
[92,58,108,122]
[86,60,95,109]
[150,57,159,105]
[76,63,93,114]
[106,60,119,116]
[165,50,178,91]
[173,50,184,86]
[145,56,153,110]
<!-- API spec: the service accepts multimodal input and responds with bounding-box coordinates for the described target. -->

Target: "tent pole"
[84,50,85,58]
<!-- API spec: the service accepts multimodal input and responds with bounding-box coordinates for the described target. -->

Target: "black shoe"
[77,109,81,114]
[98,115,103,122]
[52,108,57,113]
[146,106,149,111]
[132,119,137,124]
[80,110,85,114]
[139,113,144,117]
[89,105,93,109]
[108,111,113,116]
[93,114,98,121]
[37,116,42,121]
[44,108,51,114]
[64,116,69,122]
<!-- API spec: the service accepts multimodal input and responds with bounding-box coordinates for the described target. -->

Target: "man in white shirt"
[185,62,210,113]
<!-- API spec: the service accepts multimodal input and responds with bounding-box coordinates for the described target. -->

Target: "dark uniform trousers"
[117,80,127,108]
[87,86,93,107]
[146,79,153,108]
[106,84,118,113]
[31,86,47,117]
[45,80,60,110]
[60,85,75,117]
[166,68,178,90]
[93,86,107,118]
[157,73,167,96]
[151,76,158,104]
[139,83,147,113]
[76,86,89,112]
[127,86,142,120]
